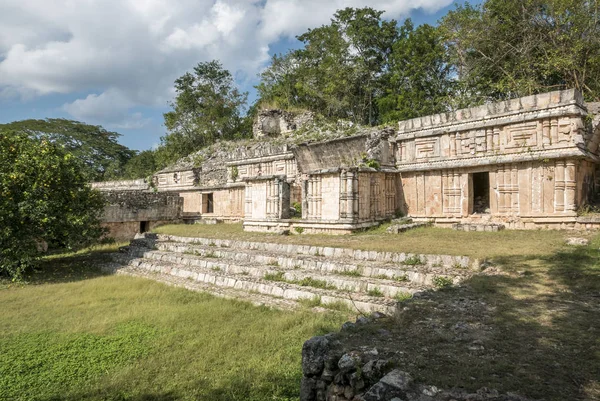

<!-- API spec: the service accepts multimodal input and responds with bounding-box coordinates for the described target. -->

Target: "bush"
[0,131,106,279]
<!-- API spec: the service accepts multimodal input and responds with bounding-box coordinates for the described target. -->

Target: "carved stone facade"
[95,91,600,238]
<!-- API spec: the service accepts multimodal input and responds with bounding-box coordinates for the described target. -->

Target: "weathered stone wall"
[103,220,173,240]
[253,109,315,139]
[401,158,590,220]
[302,169,398,223]
[395,89,594,173]
[244,176,290,220]
[101,191,183,223]
[99,191,182,239]
[91,179,149,191]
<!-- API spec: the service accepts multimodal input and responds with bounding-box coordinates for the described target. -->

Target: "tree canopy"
[0,119,134,181]
[159,60,249,166]
[0,130,106,279]
[441,0,600,102]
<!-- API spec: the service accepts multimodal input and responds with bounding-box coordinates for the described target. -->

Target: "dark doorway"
[140,221,150,233]
[203,193,214,214]
[472,172,490,214]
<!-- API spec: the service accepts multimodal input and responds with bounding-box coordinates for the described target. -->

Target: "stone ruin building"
[93,89,600,239]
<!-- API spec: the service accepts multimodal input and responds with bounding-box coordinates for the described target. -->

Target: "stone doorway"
[139,221,150,233]
[202,193,214,214]
[472,172,490,214]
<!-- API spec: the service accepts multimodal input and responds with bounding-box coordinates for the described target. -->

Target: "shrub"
[0,131,106,280]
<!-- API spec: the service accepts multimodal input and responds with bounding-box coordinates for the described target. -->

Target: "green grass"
[0,249,345,401]
[367,288,384,297]
[152,223,575,259]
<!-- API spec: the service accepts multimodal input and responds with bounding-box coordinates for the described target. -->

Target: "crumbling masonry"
[94,89,600,239]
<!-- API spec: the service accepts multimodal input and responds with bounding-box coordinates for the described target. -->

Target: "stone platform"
[106,234,479,314]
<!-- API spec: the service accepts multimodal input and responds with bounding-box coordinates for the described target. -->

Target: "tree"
[442,0,600,103]
[0,130,106,279]
[378,20,454,122]
[160,60,249,165]
[121,150,158,179]
[257,7,398,125]
[0,119,134,181]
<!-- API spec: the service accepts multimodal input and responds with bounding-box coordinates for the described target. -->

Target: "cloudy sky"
[0,0,478,150]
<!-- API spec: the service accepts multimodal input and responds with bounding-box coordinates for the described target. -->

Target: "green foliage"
[257,7,398,125]
[264,271,286,282]
[294,227,305,234]
[121,149,158,179]
[378,20,454,122]
[230,166,239,181]
[404,255,424,266]
[338,269,362,277]
[295,277,333,289]
[441,0,600,103]
[159,60,250,165]
[367,288,384,297]
[0,119,134,181]
[0,131,106,279]
[293,202,302,216]
[433,276,454,288]
[394,292,413,302]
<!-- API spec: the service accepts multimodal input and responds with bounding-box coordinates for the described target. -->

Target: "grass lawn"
[0,246,346,401]
[153,223,575,260]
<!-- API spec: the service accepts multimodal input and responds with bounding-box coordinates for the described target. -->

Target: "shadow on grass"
[0,245,124,288]
[351,243,600,401]
[35,372,300,401]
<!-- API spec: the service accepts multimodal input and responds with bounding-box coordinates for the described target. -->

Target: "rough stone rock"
[341,322,356,331]
[339,352,362,372]
[380,370,413,392]
[303,336,333,376]
[362,359,391,383]
[565,237,589,246]
[300,377,317,401]
[363,370,413,401]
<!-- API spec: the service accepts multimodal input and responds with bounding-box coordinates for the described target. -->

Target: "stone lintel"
[225,152,294,167]
[243,174,287,182]
[396,148,589,172]
[305,167,397,176]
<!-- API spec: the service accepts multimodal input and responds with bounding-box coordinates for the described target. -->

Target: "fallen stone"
[565,237,589,246]
[339,352,362,372]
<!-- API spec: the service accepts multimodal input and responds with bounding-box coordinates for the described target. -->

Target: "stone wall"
[91,179,149,191]
[302,169,398,223]
[101,191,182,223]
[253,109,314,139]
[395,89,594,173]
[244,176,290,220]
[401,158,591,221]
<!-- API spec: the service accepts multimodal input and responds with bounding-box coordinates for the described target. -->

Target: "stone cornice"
[396,89,586,140]
[395,147,594,172]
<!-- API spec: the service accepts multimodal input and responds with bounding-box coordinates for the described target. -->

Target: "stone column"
[565,160,577,212]
[555,161,566,212]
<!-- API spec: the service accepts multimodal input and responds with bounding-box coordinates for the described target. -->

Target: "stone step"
[154,234,477,269]
[115,266,301,311]
[129,254,426,299]
[121,257,397,314]
[135,249,463,290]
[149,242,471,286]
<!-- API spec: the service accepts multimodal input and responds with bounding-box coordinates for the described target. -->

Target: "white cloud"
[0,0,452,127]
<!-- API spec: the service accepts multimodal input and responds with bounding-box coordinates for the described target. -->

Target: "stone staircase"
[107,234,479,314]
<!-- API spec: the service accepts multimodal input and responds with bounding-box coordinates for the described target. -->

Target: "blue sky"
[0,0,481,151]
